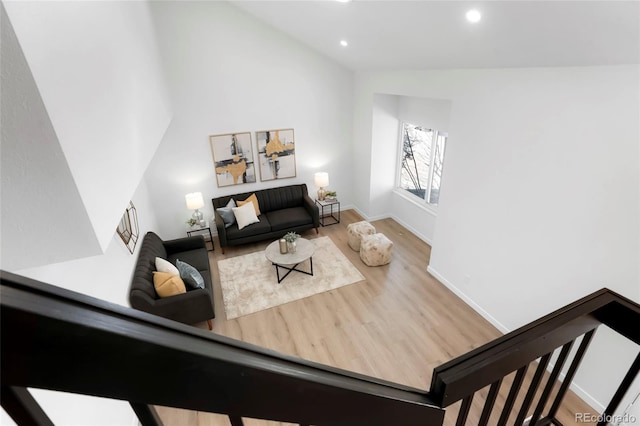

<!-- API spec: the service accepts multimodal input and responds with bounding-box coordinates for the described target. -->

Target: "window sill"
[392,189,438,217]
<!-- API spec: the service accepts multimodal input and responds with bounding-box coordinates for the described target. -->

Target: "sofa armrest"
[213,210,228,248]
[302,194,320,229]
[163,235,206,255]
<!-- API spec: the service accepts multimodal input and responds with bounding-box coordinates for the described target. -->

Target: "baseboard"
[556,371,605,414]
[426,265,509,334]
[426,265,604,413]
[389,214,433,246]
[348,206,390,223]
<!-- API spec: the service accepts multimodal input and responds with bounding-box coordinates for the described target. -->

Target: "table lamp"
[185,192,205,225]
[314,172,329,201]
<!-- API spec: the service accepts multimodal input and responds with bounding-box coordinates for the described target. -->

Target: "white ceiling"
[232,0,640,71]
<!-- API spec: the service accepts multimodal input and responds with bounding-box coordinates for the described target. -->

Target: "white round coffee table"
[264,238,315,283]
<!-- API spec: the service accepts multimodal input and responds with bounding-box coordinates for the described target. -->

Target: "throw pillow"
[155,257,179,276]
[232,202,260,230]
[176,259,205,289]
[237,193,261,216]
[217,198,237,228]
[153,271,186,298]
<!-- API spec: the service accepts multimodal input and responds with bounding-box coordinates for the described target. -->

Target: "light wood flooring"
[157,209,597,425]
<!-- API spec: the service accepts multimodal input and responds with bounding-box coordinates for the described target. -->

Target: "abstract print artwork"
[209,132,257,187]
[255,128,296,181]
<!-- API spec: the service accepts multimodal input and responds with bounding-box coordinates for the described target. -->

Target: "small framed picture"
[209,132,257,187]
[255,128,296,181]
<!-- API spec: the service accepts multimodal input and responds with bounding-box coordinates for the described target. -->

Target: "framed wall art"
[255,128,296,181]
[209,132,257,187]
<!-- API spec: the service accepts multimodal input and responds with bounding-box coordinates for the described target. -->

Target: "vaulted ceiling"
[232,0,640,70]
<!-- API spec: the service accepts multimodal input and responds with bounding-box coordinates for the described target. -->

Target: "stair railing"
[2,270,638,426]
[0,270,445,426]
[428,288,640,426]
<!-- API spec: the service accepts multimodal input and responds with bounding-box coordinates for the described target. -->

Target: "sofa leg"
[315,227,319,234]
[207,319,213,330]
[222,247,225,254]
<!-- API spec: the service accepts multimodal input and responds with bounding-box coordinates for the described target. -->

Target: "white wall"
[369,94,399,219]
[145,1,354,240]
[0,4,102,270]
[3,1,172,254]
[354,65,640,411]
[16,179,160,306]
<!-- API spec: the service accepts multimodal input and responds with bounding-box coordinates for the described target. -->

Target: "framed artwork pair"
[209,128,296,188]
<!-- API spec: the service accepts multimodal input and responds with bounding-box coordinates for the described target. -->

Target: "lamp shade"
[314,172,329,188]
[185,192,204,210]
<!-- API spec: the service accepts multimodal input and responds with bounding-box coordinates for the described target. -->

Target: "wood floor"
[156,209,597,425]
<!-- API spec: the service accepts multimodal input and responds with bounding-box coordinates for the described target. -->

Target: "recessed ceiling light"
[336,0,351,3]
[340,40,348,47]
[466,9,482,23]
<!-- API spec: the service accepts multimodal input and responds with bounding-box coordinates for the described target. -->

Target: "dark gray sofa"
[212,183,319,252]
[129,232,215,329]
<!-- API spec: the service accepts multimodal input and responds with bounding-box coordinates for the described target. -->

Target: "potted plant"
[283,231,300,253]
[186,218,198,227]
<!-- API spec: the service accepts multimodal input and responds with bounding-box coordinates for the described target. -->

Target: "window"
[398,122,448,207]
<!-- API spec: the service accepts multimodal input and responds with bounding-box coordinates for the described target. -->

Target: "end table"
[315,198,340,226]
[186,221,214,251]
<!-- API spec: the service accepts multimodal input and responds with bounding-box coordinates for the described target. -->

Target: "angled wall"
[1,4,101,270]
[3,1,172,255]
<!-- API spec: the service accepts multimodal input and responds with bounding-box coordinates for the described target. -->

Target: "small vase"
[287,241,297,253]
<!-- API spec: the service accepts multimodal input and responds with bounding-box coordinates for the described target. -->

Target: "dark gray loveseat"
[212,183,319,252]
[129,232,215,330]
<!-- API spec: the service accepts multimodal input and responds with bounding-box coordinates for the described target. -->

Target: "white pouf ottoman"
[359,233,393,266]
[347,221,376,251]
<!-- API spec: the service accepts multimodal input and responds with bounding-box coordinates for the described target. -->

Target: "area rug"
[218,236,365,319]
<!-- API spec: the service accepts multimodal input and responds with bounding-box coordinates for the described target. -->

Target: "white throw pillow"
[155,257,179,276]
[232,202,260,230]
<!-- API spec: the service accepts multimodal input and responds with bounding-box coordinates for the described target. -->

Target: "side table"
[315,198,340,226]
[186,221,214,251]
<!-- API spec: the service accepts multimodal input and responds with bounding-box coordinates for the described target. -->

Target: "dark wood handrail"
[0,270,445,426]
[429,287,640,408]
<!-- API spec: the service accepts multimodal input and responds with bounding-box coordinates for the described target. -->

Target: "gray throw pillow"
[217,198,237,228]
[176,259,205,289]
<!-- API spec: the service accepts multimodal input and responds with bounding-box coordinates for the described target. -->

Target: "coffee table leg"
[272,258,313,283]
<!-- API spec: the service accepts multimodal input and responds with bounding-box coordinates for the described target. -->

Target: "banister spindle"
[478,378,503,425]
[514,353,552,425]
[530,341,574,424]
[455,394,474,426]
[598,352,640,426]
[547,330,595,419]
[228,415,244,426]
[497,365,529,426]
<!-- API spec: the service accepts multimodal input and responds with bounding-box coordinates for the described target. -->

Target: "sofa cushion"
[237,193,261,216]
[233,202,260,230]
[153,271,187,297]
[225,215,272,240]
[167,249,209,275]
[155,257,179,275]
[217,198,237,228]
[256,185,304,213]
[176,259,205,289]
[266,207,313,232]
